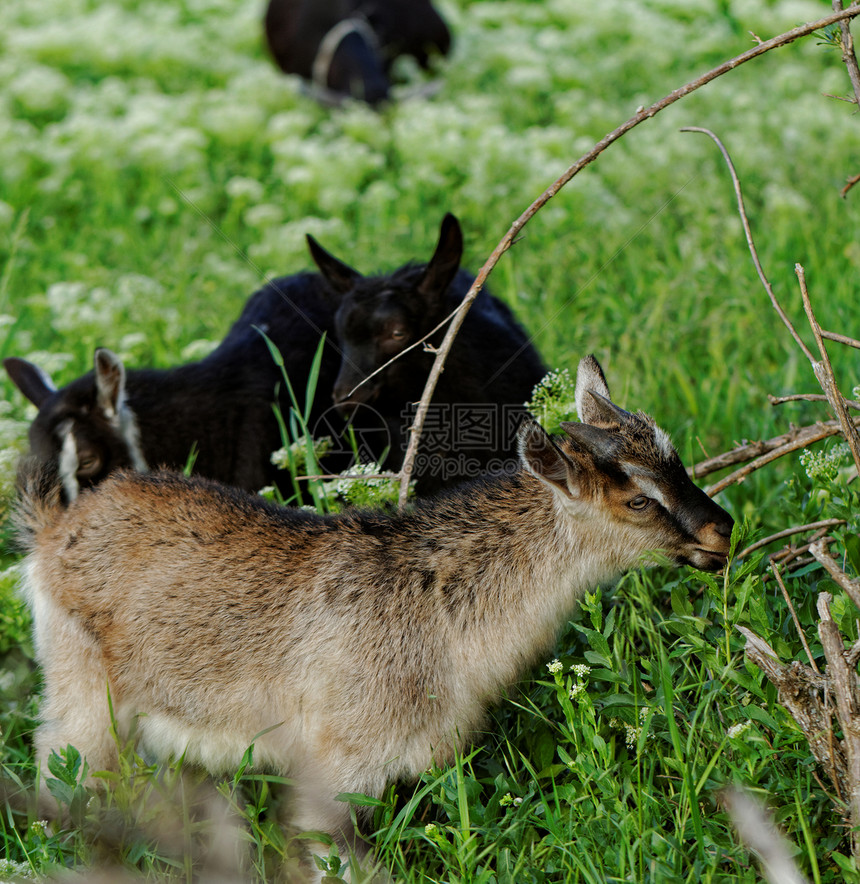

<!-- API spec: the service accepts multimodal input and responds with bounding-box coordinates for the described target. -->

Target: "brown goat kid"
[16,356,733,871]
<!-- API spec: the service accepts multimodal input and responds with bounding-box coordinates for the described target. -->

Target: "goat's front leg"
[32,594,119,802]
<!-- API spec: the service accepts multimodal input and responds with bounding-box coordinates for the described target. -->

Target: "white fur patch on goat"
[57,421,79,502]
[118,405,148,472]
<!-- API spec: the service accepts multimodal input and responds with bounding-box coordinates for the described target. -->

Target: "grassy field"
[1,0,860,880]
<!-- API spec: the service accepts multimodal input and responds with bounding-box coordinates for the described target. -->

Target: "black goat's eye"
[390,328,406,341]
[77,455,102,477]
[629,496,651,511]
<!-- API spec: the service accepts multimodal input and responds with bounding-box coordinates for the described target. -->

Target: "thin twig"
[769,393,860,410]
[396,6,860,506]
[297,472,401,482]
[841,172,860,198]
[736,519,846,560]
[796,264,860,475]
[821,328,860,350]
[345,306,461,400]
[680,127,816,362]
[771,562,821,674]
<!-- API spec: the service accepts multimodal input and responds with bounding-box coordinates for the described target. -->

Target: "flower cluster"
[611,707,649,751]
[798,444,850,484]
[527,368,576,432]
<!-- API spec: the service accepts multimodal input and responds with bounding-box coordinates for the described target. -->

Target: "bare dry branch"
[736,519,846,560]
[832,0,860,107]
[817,591,860,859]
[811,539,860,611]
[702,419,860,495]
[796,264,860,476]
[738,626,847,799]
[680,127,816,362]
[690,419,854,479]
[769,393,860,410]
[771,562,821,674]
[397,6,860,506]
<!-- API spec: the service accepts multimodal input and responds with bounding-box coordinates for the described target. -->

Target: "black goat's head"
[5,349,147,502]
[306,213,463,415]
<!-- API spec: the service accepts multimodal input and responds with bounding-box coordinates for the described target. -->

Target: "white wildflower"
[570,664,591,678]
[727,720,752,739]
[568,682,585,701]
[546,659,563,674]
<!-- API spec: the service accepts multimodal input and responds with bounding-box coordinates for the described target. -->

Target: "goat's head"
[519,355,734,572]
[361,0,452,69]
[4,349,147,503]
[307,213,463,416]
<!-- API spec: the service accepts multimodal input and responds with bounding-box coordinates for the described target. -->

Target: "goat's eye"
[77,455,102,477]
[629,496,651,511]
[390,328,406,341]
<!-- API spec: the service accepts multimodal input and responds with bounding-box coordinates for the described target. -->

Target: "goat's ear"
[417,213,462,305]
[517,418,579,493]
[574,355,632,427]
[559,421,623,461]
[4,357,57,407]
[94,348,126,419]
[306,234,361,297]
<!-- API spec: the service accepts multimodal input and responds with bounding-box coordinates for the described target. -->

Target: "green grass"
[2,0,860,879]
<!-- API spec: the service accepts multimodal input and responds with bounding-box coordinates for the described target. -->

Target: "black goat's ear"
[94,348,126,420]
[417,213,462,305]
[306,234,361,297]
[4,357,57,407]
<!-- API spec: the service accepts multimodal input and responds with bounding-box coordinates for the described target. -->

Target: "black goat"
[4,275,342,503]
[307,213,548,493]
[264,0,451,106]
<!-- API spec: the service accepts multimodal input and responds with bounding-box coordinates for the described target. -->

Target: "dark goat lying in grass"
[16,355,734,879]
[307,212,548,493]
[4,275,340,503]
[264,0,451,105]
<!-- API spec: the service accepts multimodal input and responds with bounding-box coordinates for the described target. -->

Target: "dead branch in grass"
[396,7,860,506]
[736,519,847,560]
[690,419,855,481]
[700,418,860,495]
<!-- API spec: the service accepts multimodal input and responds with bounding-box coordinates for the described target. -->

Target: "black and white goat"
[4,274,340,502]
[264,0,451,105]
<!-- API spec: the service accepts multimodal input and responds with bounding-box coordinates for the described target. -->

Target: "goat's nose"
[714,518,734,538]
[698,519,733,552]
